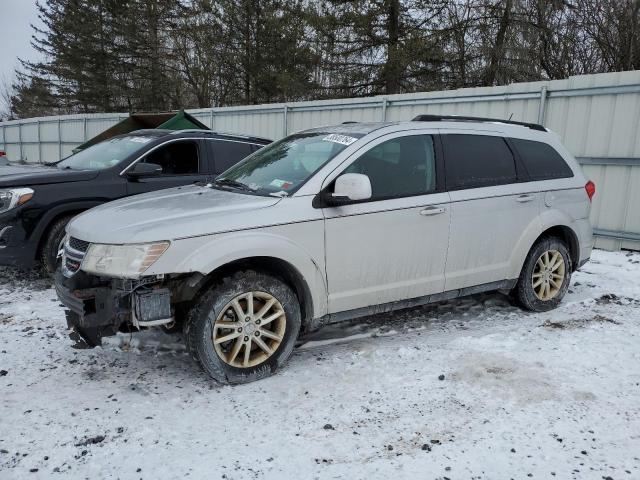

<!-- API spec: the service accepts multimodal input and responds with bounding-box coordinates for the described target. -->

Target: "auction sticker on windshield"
[322,134,358,146]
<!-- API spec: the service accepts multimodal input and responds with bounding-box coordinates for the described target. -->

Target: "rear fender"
[506,208,580,279]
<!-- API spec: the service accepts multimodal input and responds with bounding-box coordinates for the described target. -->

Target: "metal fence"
[1,70,639,251]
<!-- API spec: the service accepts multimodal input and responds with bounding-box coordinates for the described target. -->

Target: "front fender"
[148,229,328,318]
[29,200,105,253]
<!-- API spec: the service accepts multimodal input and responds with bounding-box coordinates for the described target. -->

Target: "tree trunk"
[384,0,401,94]
[483,0,513,86]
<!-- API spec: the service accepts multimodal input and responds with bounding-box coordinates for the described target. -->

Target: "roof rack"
[168,129,271,143]
[412,114,546,132]
[168,129,217,135]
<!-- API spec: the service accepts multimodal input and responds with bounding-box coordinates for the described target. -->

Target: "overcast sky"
[0,0,42,112]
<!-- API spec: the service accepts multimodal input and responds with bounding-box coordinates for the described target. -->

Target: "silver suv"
[55,115,594,384]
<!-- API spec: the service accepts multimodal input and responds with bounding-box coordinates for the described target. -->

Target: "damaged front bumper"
[54,270,173,348]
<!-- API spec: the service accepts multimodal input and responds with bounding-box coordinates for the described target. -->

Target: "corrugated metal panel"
[41,143,59,163]
[1,71,639,250]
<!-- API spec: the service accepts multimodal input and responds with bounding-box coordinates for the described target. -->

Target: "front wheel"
[184,270,301,384]
[41,215,75,275]
[515,237,572,312]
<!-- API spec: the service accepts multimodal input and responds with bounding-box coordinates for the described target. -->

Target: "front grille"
[69,236,90,253]
[63,237,90,276]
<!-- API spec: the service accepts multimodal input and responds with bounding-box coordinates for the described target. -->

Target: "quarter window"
[141,140,199,175]
[344,135,437,200]
[443,134,517,189]
[511,138,574,180]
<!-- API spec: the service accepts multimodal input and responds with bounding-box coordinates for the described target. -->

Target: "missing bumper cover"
[56,270,174,346]
[132,289,173,327]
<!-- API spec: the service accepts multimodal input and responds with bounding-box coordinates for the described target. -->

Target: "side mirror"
[334,173,372,201]
[317,173,372,207]
[126,162,162,178]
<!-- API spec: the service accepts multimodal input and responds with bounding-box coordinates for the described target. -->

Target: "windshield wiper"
[213,178,255,192]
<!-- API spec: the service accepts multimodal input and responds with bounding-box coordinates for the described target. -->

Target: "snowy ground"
[1,249,639,480]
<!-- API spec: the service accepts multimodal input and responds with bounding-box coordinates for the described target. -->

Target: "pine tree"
[308,0,447,96]
[22,0,122,112]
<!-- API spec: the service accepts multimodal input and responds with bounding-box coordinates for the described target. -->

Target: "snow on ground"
[1,249,639,479]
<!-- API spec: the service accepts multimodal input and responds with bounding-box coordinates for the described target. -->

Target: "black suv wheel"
[40,215,74,275]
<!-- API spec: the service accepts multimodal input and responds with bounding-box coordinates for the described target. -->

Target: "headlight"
[0,188,34,214]
[81,242,169,278]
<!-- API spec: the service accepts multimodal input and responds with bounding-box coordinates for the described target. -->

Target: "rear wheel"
[184,270,301,384]
[515,237,572,312]
[40,215,75,275]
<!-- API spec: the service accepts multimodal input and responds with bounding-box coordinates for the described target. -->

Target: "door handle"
[420,206,445,216]
[516,194,535,203]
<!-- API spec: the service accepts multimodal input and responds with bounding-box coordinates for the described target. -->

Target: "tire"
[515,236,572,312]
[40,215,75,275]
[162,304,187,334]
[184,270,301,384]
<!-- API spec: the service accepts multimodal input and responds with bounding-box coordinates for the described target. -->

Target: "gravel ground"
[1,249,639,479]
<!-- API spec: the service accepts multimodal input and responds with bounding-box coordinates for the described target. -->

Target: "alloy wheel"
[532,249,565,301]
[212,291,287,368]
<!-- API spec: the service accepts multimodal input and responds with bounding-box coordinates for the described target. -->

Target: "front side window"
[141,140,199,175]
[216,132,362,196]
[343,134,437,200]
[443,134,517,190]
[56,135,152,171]
[511,138,573,181]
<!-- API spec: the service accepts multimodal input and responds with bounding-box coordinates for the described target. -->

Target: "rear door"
[126,139,208,195]
[208,139,259,175]
[442,131,542,290]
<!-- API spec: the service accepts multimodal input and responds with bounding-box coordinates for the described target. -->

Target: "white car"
[56,115,594,384]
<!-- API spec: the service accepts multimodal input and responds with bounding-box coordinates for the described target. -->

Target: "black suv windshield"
[56,135,154,171]
[215,131,362,196]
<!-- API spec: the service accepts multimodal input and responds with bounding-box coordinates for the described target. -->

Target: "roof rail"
[412,114,547,132]
[168,129,272,143]
[168,129,217,135]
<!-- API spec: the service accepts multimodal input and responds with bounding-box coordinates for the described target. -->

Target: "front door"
[126,139,208,195]
[322,133,451,314]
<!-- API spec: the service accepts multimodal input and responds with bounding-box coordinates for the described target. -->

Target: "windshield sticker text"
[322,134,358,146]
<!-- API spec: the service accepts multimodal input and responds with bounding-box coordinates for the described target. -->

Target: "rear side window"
[212,140,254,173]
[443,134,517,190]
[511,138,573,180]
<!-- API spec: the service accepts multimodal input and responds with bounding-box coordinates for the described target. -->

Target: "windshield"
[215,132,362,196]
[56,135,154,170]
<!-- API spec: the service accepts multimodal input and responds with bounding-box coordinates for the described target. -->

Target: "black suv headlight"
[0,188,34,214]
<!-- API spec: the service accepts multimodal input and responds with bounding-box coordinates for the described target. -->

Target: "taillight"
[585,181,596,202]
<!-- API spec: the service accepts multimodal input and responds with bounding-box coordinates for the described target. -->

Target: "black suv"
[0,129,271,272]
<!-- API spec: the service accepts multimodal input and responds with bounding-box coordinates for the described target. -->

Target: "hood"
[0,164,99,187]
[67,184,282,244]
